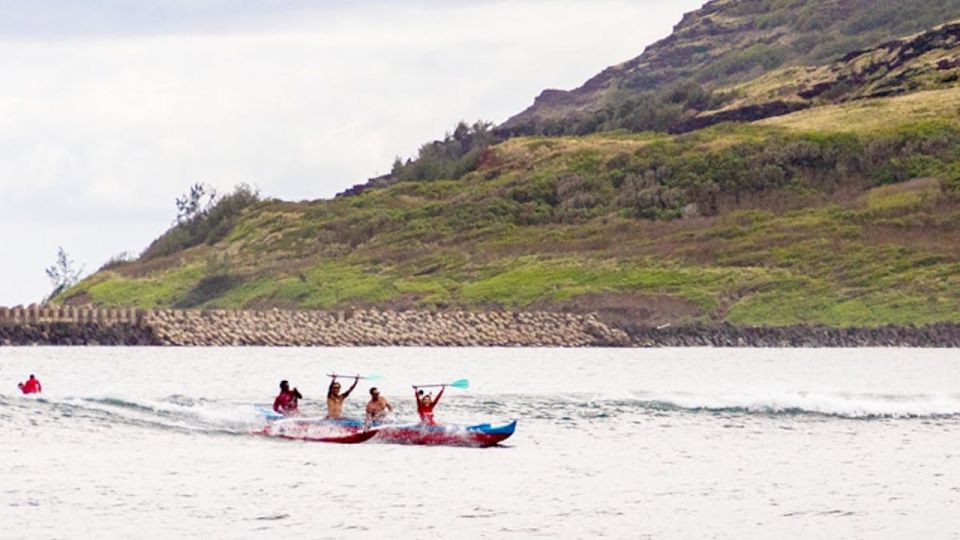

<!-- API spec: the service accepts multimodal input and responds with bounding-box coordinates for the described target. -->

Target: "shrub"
[99,252,134,271]
[142,184,261,260]
[944,162,960,192]
[876,155,946,185]
[392,121,498,182]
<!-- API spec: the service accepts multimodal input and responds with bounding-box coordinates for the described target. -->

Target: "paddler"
[364,387,393,426]
[414,385,444,425]
[273,380,303,417]
[18,374,42,395]
[326,375,359,419]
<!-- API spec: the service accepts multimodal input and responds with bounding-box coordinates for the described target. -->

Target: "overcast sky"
[0,0,704,306]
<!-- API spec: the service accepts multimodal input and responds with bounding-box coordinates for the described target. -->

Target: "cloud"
[0,0,704,305]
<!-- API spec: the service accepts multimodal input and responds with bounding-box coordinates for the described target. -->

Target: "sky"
[0,0,704,306]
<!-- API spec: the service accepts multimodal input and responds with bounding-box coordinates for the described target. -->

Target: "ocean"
[2,347,959,538]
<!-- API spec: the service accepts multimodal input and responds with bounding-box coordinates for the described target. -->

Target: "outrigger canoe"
[256,406,516,447]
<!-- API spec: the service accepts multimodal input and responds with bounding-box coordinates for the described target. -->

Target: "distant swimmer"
[365,387,393,426]
[18,374,42,395]
[326,375,359,419]
[273,380,302,417]
[414,385,444,426]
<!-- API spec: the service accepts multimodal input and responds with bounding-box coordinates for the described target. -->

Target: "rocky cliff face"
[501,0,732,132]
[798,21,960,101]
[670,21,960,132]
[501,0,960,134]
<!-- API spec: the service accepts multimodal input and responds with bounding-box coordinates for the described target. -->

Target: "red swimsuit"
[416,387,444,425]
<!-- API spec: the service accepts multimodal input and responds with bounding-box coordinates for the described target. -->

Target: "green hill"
[60,2,960,329]
[501,0,960,135]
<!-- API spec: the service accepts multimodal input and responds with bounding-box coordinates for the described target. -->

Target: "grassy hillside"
[61,83,960,327]
[501,0,960,135]
[58,6,960,328]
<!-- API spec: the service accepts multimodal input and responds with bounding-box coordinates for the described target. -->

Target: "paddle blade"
[450,379,470,389]
[366,374,384,382]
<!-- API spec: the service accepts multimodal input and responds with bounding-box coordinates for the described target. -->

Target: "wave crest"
[628,392,960,418]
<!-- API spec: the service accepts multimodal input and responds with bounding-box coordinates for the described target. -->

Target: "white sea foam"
[54,394,267,433]
[630,391,960,418]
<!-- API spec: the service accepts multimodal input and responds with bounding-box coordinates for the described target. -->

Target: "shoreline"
[0,306,958,347]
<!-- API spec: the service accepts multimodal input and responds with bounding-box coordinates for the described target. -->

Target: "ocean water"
[1,347,959,539]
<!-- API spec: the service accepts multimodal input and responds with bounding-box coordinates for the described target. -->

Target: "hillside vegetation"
[60,2,960,329]
[63,89,960,327]
[502,0,960,136]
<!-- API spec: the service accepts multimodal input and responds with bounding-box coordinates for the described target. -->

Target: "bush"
[877,155,946,185]
[392,121,498,182]
[592,123,960,220]
[944,162,960,192]
[99,252,134,271]
[523,84,732,137]
[142,184,261,260]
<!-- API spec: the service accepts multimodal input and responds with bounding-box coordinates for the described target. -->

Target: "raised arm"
[433,386,445,407]
[342,377,359,399]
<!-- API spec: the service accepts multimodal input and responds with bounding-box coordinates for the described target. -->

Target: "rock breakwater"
[0,322,157,346]
[0,306,957,347]
[0,306,630,347]
[143,308,631,347]
[627,322,960,347]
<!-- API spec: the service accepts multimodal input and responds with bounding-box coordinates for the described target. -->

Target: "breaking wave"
[5,389,959,435]
[624,391,960,419]
[0,393,269,435]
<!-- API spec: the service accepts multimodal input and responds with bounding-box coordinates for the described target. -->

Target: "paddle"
[327,373,384,381]
[413,379,469,390]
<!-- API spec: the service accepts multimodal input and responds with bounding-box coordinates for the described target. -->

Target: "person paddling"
[18,374,42,395]
[414,385,444,426]
[365,387,393,426]
[273,380,302,417]
[326,375,359,419]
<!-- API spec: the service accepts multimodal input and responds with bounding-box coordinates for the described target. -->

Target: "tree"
[391,156,404,177]
[175,183,216,224]
[390,120,499,182]
[45,247,84,302]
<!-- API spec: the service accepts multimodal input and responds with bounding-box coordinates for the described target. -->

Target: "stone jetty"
[0,306,630,347]
[0,306,957,347]
[625,322,960,348]
[143,308,631,347]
